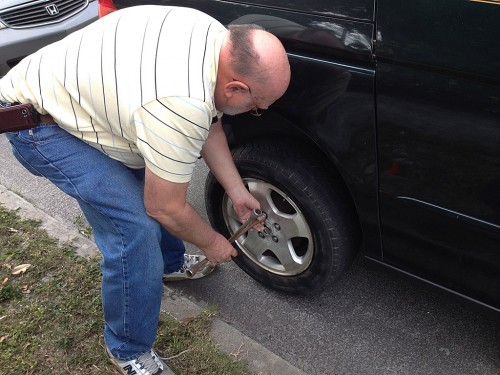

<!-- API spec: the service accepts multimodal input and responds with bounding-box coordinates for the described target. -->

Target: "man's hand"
[229,189,265,232]
[200,232,238,265]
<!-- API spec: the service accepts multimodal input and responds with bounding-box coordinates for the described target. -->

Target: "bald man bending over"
[0,5,290,374]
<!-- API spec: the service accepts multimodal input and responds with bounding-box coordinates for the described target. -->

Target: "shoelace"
[135,350,162,374]
[180,255,199,272]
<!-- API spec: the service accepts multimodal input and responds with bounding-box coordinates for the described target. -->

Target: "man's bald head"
[226,24,290,100]
[214,24,290,115]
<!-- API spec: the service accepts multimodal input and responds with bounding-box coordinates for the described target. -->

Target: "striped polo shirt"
[0,6,226,183]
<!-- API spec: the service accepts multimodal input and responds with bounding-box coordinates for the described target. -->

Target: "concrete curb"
[0,184,308,375]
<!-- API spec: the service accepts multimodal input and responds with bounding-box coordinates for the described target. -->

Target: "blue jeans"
[5,124,185,360]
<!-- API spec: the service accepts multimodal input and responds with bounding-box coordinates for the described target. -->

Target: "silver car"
[0,0,99,77]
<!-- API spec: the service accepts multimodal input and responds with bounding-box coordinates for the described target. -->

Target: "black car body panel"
[221,0,375,21]
[115,0,500,312]
[376,0,500,309]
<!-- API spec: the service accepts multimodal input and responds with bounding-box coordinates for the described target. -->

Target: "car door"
[376,0,500,310]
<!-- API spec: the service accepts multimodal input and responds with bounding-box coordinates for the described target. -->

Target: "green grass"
[0,205,252,375]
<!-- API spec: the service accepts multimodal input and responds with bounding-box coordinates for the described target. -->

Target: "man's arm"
[143,166,237,264]
[201,120,262,223]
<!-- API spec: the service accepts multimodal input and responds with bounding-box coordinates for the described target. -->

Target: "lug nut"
[272,236,279,243]
[273,223,281,231]
[258,232,265,238]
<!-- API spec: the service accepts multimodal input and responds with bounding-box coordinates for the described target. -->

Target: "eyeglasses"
[248,87,265,117]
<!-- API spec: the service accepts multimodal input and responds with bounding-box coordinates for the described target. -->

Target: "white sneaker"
[106,347,175,375]
[163,254,215,281]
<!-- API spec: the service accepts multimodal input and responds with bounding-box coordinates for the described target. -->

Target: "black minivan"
[115,0,500,313]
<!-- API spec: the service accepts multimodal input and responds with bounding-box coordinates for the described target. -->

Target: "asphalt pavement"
[0,134,499,375]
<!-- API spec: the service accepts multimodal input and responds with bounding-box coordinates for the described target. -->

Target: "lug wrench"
[186,209,266,278]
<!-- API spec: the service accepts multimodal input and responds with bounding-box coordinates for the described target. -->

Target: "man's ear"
[224,80,249,98]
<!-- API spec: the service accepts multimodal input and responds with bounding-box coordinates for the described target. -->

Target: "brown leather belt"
[38,113,55,123]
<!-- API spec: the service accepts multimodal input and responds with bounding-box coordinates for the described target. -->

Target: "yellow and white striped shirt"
[0,6,226,183]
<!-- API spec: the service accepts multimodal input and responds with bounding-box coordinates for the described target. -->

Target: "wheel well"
[222,113,331,168]
[223,113,346,193]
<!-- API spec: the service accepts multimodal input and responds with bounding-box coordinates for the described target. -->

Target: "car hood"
[0,0,34,11]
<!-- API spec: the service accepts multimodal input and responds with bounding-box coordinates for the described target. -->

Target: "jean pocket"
[32,123,61,143]
[12,123,60,144]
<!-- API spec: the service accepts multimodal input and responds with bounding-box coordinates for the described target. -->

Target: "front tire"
[205,141,358,293]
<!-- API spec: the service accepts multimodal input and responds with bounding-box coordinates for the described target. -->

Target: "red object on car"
[98,0,116,18]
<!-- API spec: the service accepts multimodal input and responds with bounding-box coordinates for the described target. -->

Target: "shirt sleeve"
[131,97,213,183]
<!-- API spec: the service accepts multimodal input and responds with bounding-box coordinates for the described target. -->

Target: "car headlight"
[0,21,6,30]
